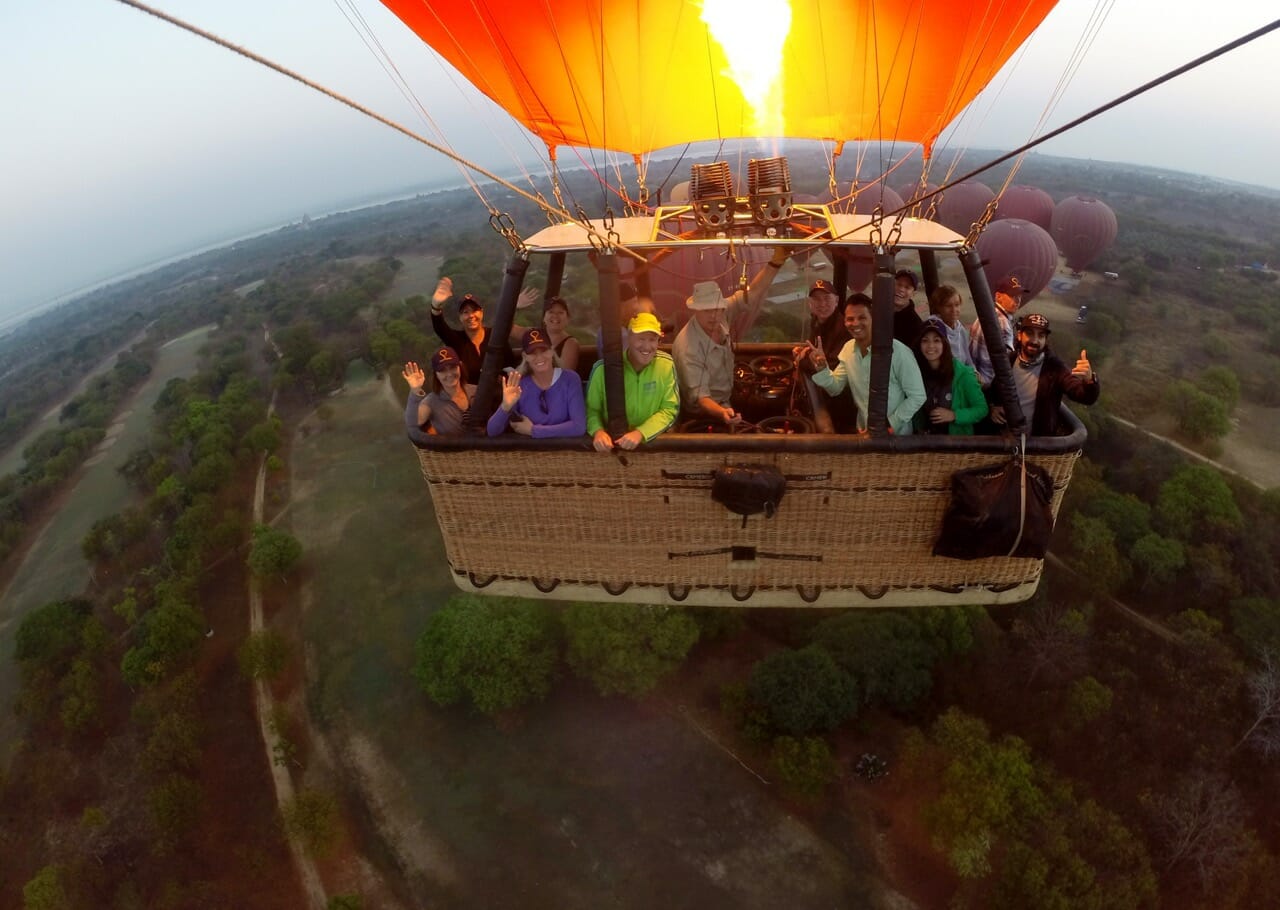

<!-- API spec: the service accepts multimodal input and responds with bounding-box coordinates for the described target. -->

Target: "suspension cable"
[110,0,646,260]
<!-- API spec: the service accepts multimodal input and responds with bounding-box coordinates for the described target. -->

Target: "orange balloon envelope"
[380,0,1058,156]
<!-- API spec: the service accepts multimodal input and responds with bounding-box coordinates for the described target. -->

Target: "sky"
[2,0,1278,327]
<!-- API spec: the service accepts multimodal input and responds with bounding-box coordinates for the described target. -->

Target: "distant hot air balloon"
[645,245,776,328]
[975,218,1058,301]
[667,180,690,204]
[993,185,1055,232]
[1052,196,1118,272]
[849,185,906,215]
[895,181,939,203]
[934,181,995,235]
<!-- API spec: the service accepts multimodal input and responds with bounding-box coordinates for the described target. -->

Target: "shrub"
[413,595,558,715]
[770,736,837,797]
[563,602,699,697]
[747,646,858,736]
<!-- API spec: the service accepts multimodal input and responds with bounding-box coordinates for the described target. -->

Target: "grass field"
[290,369,896,909]
[0,323,215,760]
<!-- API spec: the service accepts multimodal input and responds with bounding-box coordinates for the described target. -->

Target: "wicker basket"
[413,437,1079,608]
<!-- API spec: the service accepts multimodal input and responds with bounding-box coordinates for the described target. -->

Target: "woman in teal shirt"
[912,316,988,435]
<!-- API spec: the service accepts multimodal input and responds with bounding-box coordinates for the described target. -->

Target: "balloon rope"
[915,16,1280,219]
[110,0,644,260]
[818,15,1280,252]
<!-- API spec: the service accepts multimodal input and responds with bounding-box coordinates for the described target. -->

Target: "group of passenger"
[405,261,1098,449]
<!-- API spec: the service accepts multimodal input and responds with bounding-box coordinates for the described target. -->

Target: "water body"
[0,324,215,762]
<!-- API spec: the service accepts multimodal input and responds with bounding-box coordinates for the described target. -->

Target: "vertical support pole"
[960,249,1026,433]
[545,251,566,299]
[595,252,628,438]
[919,249,940,299]
[867,249,895,438]
[465,250,528,432]
[832,252,849,306]
[634,260,652,300]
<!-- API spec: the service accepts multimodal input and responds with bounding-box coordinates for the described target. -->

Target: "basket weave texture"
[414,447,1078,596]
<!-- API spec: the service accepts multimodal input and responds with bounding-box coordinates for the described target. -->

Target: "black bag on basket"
[711,465,786,518]
[933,457,1055,559]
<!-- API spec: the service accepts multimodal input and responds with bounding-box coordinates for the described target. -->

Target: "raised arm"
[728,245,789,337]
[402,361,433,444]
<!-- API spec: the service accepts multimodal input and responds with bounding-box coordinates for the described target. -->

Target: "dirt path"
[1044,552,1183,646]
[250,391,327,909]
[1108,414,1260,489]
[0,321,154,476]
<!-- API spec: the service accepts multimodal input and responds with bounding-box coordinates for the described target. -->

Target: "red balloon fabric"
[933,181,995,235]
[1052,196,1118,271]
[993,185,1055,232]
[976,218,1058,302]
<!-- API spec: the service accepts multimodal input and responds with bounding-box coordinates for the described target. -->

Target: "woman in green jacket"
[912,316,988,435]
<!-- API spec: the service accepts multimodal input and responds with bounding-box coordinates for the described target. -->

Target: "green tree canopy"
[809,611,938,712]
[1155,464,1242,541]
[413,595,559,715]
[746,645,858,736]
[562,602,699,697]
[247,525,303,578]
[1130,532,1185,588]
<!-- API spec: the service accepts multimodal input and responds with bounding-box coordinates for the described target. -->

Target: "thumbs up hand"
[1072,349,1094,380]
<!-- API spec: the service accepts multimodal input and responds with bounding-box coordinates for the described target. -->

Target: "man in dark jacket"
[991,313,1099,435]
[430,276,521,381]
[892,269,924,346]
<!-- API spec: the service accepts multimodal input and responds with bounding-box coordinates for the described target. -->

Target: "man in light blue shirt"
[804,296,926,435]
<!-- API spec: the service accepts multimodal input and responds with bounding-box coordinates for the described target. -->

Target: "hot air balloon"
[849,185,906,215]
[975,219,1058,301]
[379,1,1056,156]
[992,185,1055,232]
[1052,196,1118,272]
[933,181,995,235]
[368,0,1085,609]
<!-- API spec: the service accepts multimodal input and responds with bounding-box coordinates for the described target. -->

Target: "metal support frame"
[960,248,1026,433]
[867,250,895,437]
[545,251,566,298]
[919,249,940,300]
[832,252,849,305]
[595,252,628,438]
[465,250,529,432]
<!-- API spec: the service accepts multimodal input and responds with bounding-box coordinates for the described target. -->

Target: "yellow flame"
[700,0,791,136]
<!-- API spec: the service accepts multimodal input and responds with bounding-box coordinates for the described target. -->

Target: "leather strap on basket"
[1006,434,1028,558]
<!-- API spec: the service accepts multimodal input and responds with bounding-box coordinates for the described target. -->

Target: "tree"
[284,789,340,857]
[769,736,836,797]
[238,630,291,680]
[746,646,858,736]
[1197,365,1241,412]
[1155,465,1242,541]
[1130,532,1185,589]
[1230,597,1280,657]
[1164,381,1231,441]
[1063,675,1113,731]
[809,611,938,712]
[22,865,67,910]
[413,595,558,715]
[1067,513,1129,595]
[1144,771,1250,890]
[1232,650,1280,755]
[1012,603,1090,688]
[247,525,303,578]
[909,709,1044,879]
[562,602,699,697]
[121,601,205,687]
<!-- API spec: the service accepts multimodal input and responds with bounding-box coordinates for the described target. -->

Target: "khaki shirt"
[671,288,749,408]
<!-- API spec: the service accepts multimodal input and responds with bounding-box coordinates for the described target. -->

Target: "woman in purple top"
[487,327,587,438]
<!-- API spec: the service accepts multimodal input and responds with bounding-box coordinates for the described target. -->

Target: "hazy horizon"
[4,0,1278,325]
